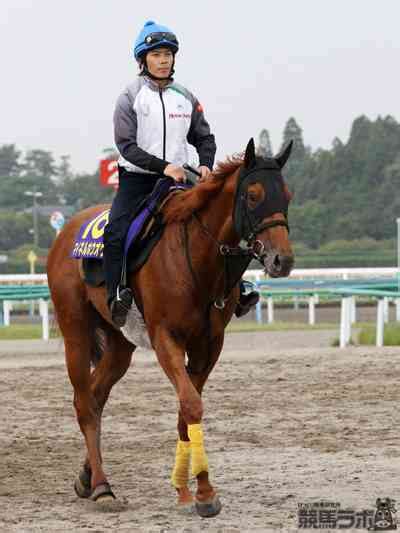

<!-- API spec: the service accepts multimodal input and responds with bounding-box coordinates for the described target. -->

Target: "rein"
[184,211,287,311]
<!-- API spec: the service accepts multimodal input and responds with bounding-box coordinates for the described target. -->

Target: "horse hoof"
[74,468,92,499]
[90,482,116,503]
[195,494,222,518]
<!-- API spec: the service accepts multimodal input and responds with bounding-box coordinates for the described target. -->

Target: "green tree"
[0,212,32,250]
[19,149,59,205]
[281,117,306,158]
[290,201,329,249]
[0,144,22,177]
[57,154,73,184]
[256,129,273,158]
[0,210,58,251]
[0,175,58,208]
[23,149,59,180]
[280,117,313,204]
[61,171,114,210]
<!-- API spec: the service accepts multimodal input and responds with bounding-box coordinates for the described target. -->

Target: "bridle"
[183,162,290,268]
[181,164,290,310]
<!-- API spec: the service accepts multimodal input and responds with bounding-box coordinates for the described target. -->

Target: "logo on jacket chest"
[169,112,191,119]
[169,103,190,120]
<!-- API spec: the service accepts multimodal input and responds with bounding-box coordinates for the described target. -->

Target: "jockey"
[104,20,259,327]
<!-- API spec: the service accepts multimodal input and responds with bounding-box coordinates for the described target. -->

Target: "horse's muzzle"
[262,251,294,278]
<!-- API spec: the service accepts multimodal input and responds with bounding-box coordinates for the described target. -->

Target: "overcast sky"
[1,0,399,173]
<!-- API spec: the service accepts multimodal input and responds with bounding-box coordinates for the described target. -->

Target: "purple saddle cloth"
[72,178,189,260]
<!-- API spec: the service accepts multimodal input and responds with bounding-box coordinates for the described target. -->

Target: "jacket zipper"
[159,88,167,160]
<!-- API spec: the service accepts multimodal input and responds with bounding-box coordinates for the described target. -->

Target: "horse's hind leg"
[74,325,134,501]
[63,330,109,498]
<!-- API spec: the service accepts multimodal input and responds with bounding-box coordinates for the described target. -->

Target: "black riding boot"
[235,280,260,318]
[102,168,160,328]
[102,238,133,328]
[103,219,133,328]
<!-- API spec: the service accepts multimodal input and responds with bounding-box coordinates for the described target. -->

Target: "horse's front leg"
[183,333,224,517]
[153,327,222,518]
[173,410,221,517]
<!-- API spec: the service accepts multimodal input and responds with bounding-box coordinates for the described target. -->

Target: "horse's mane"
[163,155,244,224]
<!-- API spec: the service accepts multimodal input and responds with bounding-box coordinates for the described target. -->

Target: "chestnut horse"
[47,138,294,517]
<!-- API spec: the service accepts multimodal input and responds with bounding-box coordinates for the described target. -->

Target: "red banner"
[99,158,119,188]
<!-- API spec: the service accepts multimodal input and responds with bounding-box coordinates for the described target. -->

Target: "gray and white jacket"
[114,76,216,174]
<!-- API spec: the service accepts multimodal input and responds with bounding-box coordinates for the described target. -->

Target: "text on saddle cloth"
[71,178,189,260]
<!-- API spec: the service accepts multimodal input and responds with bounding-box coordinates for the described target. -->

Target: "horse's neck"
[187,185,239,288]
[198,188,237,246]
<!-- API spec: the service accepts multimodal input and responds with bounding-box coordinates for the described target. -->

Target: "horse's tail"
[88,303,107,367]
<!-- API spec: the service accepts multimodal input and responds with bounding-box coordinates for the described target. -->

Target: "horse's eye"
[248,192,260,208]
[246,183,265,209]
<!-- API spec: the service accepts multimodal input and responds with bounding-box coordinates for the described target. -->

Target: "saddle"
[72,178,189,287]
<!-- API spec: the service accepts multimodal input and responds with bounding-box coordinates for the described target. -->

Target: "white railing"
[0,274,48,284]
[244,267,397,281]
[1,269,399,347]
[0,267,397,285]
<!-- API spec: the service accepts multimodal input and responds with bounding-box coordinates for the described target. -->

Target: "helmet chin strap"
[140,55,175,81]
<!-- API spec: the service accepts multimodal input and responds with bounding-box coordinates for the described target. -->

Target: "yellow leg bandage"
[188,423,209,477]
[171,439,191,488]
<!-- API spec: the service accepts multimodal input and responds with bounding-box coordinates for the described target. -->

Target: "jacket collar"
[143,75,174,92]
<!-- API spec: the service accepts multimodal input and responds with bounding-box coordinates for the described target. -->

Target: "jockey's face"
[146,48,174,78]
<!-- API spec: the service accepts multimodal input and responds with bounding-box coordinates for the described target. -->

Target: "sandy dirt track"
[0,332,400,532]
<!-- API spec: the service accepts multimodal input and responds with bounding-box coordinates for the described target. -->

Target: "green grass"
[226,321,339,333]
[0,324,58,340]
[227,320,374,334]
[358,324,400,346]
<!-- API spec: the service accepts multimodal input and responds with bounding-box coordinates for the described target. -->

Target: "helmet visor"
[144,32,178,46]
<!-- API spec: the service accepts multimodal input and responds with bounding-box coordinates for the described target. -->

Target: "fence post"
[340,297,346,348]
[383,297,389,323]
[340,296,352,348]
[376,298,384,347]
[39,299,49,341]
[3,301,11,326]
[255,274,262,324]
[267,297,274,324]
[350,296,357,324]
[345,297,352,344]
[308,295,316,325]
[396,299,400,322]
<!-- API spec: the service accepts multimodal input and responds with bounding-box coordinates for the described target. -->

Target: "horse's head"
[233,138,294,277]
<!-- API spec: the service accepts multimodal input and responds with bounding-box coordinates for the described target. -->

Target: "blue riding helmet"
[134,20,179,61]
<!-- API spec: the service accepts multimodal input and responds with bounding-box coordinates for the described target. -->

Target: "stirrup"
[234,291,260,318]
[110,286,133,328]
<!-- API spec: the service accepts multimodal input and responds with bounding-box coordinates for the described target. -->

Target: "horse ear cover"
[244,138,256,169]
[275,140,293,169]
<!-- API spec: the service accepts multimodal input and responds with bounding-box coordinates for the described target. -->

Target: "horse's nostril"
[273,254,282,270]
